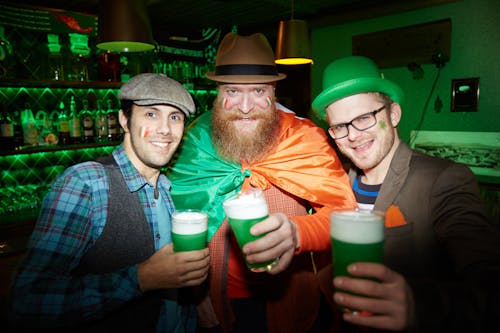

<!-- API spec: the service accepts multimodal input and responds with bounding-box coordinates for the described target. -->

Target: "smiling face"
[120,104,185,180]
[212,83,279,163]
[326,93,401,183]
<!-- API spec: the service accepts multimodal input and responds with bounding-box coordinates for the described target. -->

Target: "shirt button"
[152,202,156,207]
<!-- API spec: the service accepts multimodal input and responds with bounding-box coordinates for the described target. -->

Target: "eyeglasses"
[328,105,386,140]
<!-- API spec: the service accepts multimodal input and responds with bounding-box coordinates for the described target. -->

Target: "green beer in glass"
[330,210,385,311]
[171,210,208,252]
[223,189,276,272]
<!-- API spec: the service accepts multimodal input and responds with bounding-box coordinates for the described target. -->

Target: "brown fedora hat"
[206,32,286,83]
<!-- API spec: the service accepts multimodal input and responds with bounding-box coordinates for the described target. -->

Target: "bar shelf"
[0,79,123,89]
[0,141,118,156]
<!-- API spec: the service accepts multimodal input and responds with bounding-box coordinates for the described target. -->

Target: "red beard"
[211,102,280,164]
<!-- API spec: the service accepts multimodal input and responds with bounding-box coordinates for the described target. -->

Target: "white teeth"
[355,142,369,150]
[152,142,169,148]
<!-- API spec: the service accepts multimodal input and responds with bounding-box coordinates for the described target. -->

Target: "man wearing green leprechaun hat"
[313,55,500,333]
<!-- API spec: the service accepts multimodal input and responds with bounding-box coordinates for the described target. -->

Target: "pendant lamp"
[97,0,155,52]
[275,0,313,65]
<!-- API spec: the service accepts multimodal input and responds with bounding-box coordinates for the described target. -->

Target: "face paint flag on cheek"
[141,126,150,138]
[266,96,271,107]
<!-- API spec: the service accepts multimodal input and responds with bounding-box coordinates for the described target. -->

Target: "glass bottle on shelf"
[36,109,58,145]
[95,99,108,143]
[20,103,38,146]
[106,99,120,142]
[47,33,64,81]
[182,61,194,90]
[48,108,60,144]
[69,96,82,144]
[0,25,14,79]
[120,55,131,83]
[12,110,23,149]
[97,51,121,82]
[81,99,94,143]
[69,33,90,82]
[0,103,15,150]
[60,34,73,81]
[57,100,70,145]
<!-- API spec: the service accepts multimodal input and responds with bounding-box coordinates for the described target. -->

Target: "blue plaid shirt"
[10,145,196,332]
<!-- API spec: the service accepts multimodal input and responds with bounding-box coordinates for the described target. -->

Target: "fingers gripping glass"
[328,105,386,139]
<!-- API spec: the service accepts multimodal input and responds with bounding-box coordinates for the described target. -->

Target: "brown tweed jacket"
[319,141,500,333]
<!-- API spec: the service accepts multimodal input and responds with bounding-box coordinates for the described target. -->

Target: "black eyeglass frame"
[328,105,386,140]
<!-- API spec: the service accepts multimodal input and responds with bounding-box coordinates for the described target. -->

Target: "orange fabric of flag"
[243,110,356,209]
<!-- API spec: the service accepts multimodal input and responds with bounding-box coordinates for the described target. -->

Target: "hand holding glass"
[171,210,208,252]
[223,188,277,272]
[330,209,385,312]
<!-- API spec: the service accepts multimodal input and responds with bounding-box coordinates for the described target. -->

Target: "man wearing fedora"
[313,56,500,332]
[168,33,356,332]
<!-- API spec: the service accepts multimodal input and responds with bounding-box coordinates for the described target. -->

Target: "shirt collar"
[112,144,171,193]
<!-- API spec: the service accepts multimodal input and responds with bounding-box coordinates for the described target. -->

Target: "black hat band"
[215,64,279,76]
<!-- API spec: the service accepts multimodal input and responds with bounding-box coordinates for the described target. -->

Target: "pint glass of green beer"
[171,210,208,252]
[330,209,385,311]
[223,188,277,272]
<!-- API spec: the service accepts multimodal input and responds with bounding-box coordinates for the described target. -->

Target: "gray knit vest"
[72,155,161,333]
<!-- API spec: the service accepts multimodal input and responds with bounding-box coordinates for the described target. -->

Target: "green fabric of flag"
[168,111,248,241]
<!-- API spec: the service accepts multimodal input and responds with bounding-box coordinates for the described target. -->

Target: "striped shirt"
[10,144,195,332]
[352,176,380,211]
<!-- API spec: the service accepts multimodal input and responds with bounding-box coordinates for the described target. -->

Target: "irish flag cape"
[168,109,354,241]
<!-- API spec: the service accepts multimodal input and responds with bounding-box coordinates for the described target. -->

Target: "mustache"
[223,110,267,121]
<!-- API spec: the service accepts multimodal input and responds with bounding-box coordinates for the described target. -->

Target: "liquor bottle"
[120,55,131,83]
[57,100,70,145]
[12,110,23,149]
[106,99,120,142]
[0,104,15,150]
[69,33,90,82]
[0,25,14,79]
[69,96,82,144]
[94,99,108,143]
[20,103,38,146]
[36,110,58,145]
[81,99,94,143]
[47,33,64,80]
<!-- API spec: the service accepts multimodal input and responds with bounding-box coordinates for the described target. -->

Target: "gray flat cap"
[119,73,196,116]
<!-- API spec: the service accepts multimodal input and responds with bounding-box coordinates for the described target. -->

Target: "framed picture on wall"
[410,130,499,180]
[451,78,480,112]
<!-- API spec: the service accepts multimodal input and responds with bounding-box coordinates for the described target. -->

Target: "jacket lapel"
[348,141,412,212]
[375,142,412,211]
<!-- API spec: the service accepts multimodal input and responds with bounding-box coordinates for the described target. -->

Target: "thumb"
[160,243,174,254]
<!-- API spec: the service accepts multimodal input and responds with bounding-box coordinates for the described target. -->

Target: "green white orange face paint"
[378,120,387,129]
[141,126,151,138]
[220,90,273,111]
[266,96,271,107]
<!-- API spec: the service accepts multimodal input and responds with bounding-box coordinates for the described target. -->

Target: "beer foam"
[223,192,268,219]
[172,211,208,234]
[330,211,384,244]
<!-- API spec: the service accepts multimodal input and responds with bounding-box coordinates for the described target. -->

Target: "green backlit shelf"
[0,79,216,234]
[0,143,118,186]
[0,141,118,156]
[0,144,119,229]
[0,81,216,118]
[0,79,123,89]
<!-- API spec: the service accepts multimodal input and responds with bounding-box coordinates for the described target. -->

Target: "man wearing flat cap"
[10,73,210,333]
[168,33,356,332]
